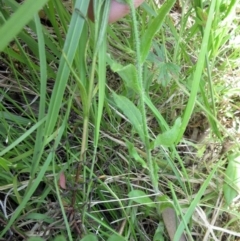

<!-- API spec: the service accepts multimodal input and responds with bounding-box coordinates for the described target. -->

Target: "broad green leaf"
[0,0,50,51]
[153,117,181,147]
[126,141,148,169]
[223,153,240,206]
[81,234,98,241]
[128,190,156,208]
[107,55,140,93]
[112,93,144,142]
[114,64,140,93]
[140,0,176,63]
[107,234,126,241]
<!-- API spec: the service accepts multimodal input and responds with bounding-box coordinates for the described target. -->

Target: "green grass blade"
[45,0,90,136]
[0,0,49,51]
[30,14,47,177]
[52,100,74,241]
[94,0,110,147]
[0,123,65,237]
[176,0,217,143]
[94,36,107,147]
[173,162,219,241]
[140,0,176,63]
[0,117,46,157]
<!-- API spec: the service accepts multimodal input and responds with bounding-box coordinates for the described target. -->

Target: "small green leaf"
[156,195,173,212]
[107,234,126,241]
[114,64,140,93]
[28,238,45,241]
[107,55,140,93]
[112,93,144,142]
[24,213,54,224]
[126,141,148,169]
[196,7,208,26]
[153,117,181,147]
[80,234,98,241]
[128,190,156,208]
[223,153,240,206]
[153,223,165,241]
[53,236,67,241]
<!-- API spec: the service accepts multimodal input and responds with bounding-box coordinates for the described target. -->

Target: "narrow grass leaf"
[0,0,49,51]
[128,190,156,208]
[13,175,22,205]
[1,153,54,237]
[223,153,240,206]
[170,183,191,240]
[140,0,176,63]
[95,38,107,146]
[0,111,30,125]
[112,93,144,142]
[45,0,90,135]
[144,95,169,131]
[0,122,66,238]
[176,0,217,143]
[31,14,47,177]
[52,100,74,241]
[0,116,46,157]
[0,157,11,172]
[62,51,88,116]
[94,0,111,54]
[173,161,219,241]
[24,213,54,223]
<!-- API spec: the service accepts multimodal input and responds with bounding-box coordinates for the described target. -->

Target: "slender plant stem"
[71,55,97,207]
[128,0,159,194]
